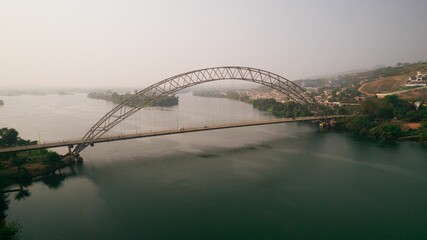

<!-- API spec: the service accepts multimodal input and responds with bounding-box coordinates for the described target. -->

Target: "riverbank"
[196,90,427,143]
[0,155,77,190]
[0,128,78,189]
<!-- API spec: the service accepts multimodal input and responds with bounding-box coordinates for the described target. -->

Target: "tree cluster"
[336,96,427,141]
[87,91,179,107]
[0,128,63,176]
[359,95,427,122]
[252,99,311,118]
[193,90,251,103]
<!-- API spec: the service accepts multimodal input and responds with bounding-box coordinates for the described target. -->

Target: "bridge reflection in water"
[0,115,347,154]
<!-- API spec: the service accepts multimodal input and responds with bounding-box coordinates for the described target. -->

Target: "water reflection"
[40,164,86,189]
[14,187,30,201]
[6,163,87,203]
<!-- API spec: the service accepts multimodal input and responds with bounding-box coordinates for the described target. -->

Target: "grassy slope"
[359,62,427,94]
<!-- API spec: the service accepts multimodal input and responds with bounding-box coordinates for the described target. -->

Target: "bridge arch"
[73,66,319,155]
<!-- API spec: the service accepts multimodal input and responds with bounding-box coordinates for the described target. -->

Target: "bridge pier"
[75,154,83,163]
[67,145,74,155]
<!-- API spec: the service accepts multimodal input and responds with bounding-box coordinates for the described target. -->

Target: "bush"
[403,110,424,122]
[368,123,402,141]
[345,116,376,135]
[419,128,427,142]
[44,152,62,172]
[0,221,21,240]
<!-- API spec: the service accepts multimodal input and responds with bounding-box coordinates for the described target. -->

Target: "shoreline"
[0,155,78,191]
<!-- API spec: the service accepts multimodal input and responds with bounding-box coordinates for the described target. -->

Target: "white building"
[406,72,427,87]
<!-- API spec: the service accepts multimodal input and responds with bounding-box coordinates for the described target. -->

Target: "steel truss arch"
[73,66,319,155]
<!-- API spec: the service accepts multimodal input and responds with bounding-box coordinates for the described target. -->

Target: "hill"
[358,62,427,94]
[398,88,427,102]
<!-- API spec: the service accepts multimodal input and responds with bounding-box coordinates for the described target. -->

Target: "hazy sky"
[1,0,427,88]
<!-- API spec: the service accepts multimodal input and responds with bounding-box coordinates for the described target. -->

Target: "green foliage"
[403,110,424,122]
[338,95,427,142]
[330,87,362,103]
[252,98,311,118]
[0,128,37,151]
[0,193,21,240]
[358,95,426,121]
[11,156,26,173]
[153,95,179,106]
[252,98,276,111]
[0,221,21,240]
[368,123,402,141]
[87,91,179,107]
[44,152,62,172]
[419,128,427,142]
[344,116,376,135]
[193,90,252,103]
[0,128,19,148]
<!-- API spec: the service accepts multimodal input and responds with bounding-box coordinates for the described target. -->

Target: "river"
[1,93,427,239]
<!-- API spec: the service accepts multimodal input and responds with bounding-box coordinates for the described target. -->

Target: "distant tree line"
[87,91,179,107]
[193,90,251,103]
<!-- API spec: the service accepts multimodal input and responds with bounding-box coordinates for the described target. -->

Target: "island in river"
[87,91,179,107]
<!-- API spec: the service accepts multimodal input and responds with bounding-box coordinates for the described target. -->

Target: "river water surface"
[1,93,427,239]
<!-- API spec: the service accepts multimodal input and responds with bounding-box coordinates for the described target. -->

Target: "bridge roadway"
[0,115,348,154]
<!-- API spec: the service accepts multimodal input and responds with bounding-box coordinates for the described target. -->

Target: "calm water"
[1,93,427,239]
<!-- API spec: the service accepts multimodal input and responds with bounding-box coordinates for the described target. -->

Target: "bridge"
[1,66,342,156]
[0,115,347,154]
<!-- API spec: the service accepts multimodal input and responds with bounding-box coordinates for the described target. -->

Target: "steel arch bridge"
[73,66,319,155]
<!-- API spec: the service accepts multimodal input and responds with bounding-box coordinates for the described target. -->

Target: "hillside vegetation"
[358,62,427,94]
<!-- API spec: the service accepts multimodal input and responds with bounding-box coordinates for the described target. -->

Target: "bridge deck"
[0,115,348,154]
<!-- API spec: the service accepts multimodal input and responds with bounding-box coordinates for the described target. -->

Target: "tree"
[44,152,62,173]
[345,116,376,135]
[11,157,26,174]
[0,221,21,240]
[14,187,31,201]
[0,193,21,240]
[0,128,19,147]
[369,123,402,141]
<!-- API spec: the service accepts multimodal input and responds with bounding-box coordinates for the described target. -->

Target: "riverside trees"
[337,95,427,141]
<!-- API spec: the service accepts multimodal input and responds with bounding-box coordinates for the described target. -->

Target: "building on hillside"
[406,72,427,87]
[354,96,366,101]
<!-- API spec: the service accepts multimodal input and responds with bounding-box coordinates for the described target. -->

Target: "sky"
[1,0,427,88]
